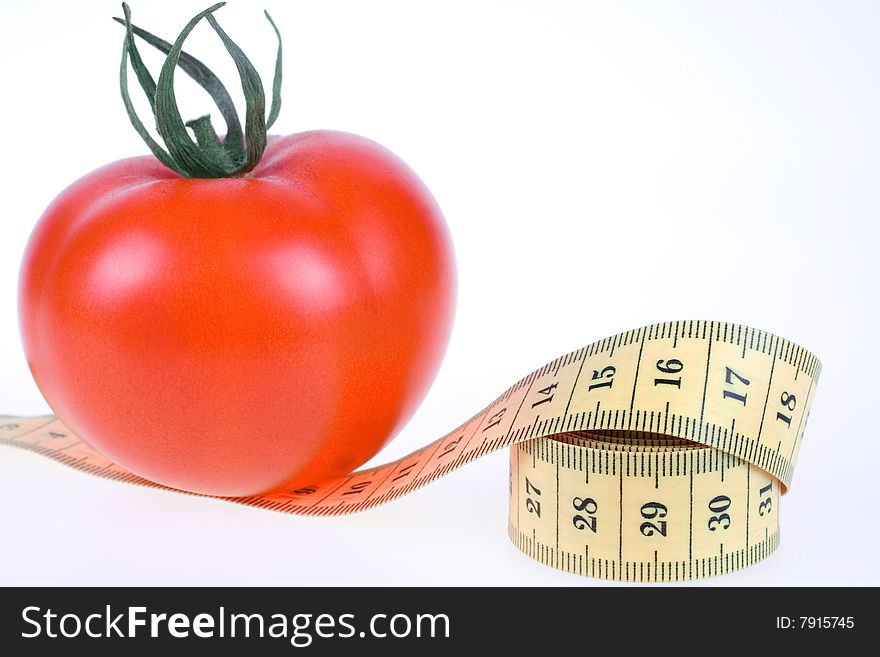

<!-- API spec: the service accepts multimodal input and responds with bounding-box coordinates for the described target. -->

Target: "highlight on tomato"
[18,3,456,496]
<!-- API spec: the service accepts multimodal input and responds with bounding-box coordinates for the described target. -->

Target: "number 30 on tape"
[1,320,820,582]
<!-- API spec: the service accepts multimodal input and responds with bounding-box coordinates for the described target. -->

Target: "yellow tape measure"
[1,320,820,581]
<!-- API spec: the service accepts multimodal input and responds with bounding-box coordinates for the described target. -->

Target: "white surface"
[1,0,877,586]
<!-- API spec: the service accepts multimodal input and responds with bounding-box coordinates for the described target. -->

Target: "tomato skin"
[19,131,456,496]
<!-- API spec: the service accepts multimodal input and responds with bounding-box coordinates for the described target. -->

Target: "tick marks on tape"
[1,320,820,582]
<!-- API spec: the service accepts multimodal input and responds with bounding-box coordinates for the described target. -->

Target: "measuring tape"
[1,320,819,581]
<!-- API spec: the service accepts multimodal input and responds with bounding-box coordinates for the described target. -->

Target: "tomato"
[18,7,457,496]
[19,129,455,496]
[18,6,456,497]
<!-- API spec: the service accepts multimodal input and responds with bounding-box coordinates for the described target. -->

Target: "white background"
[1,0,877,586]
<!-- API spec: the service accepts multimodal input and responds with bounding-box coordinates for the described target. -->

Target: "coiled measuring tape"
[1,320,820,581]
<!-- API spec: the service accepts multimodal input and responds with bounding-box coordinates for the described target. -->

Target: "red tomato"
[18,130,456,496]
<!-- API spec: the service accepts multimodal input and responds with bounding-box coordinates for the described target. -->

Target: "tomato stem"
[116,2,283,178]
